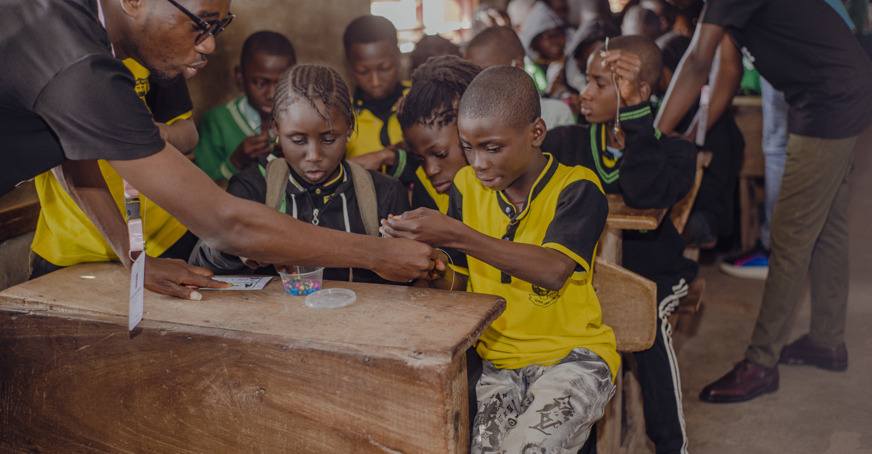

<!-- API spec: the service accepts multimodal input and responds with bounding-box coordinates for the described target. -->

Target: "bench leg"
[595,354,645,454]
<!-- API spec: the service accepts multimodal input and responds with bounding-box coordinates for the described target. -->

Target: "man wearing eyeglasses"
[0,0,438,297]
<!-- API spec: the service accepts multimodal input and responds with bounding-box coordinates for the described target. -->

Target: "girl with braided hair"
[398,55,482,213]
[190,64,411,284]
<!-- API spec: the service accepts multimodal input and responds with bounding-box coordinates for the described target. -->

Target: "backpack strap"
[264,157,290,211]
[346,161,379,236]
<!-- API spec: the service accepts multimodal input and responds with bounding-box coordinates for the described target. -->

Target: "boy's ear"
[120,0,144,18]
[639,81,652,103]
[234,65,244,91]
[530,117,547,148]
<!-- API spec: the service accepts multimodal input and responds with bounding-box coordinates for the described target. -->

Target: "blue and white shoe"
[719,245,769,280]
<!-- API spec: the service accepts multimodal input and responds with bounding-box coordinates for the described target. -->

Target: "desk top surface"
[605,194,667,230]
[0,262,505,363]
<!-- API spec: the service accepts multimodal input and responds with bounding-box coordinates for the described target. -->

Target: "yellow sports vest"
[30,59,189,266]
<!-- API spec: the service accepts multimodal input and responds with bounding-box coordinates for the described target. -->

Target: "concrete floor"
[633,128,872,453]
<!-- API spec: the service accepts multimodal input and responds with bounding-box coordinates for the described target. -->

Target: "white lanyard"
[97,0,143,255]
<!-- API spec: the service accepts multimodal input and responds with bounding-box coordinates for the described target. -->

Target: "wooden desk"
[0,262,505,453]
[600,193,667,264]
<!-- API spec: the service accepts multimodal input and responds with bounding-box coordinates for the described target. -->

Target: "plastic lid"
[305,288,356,308]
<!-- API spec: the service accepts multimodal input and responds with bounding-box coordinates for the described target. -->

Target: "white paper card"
[128,253,145,331]
[200,276,272,291]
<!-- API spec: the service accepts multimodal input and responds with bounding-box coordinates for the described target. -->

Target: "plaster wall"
[187,0,371,122]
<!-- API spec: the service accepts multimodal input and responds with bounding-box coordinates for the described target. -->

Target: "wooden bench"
[0,180,40,291]
[0,263,505,453]
[594,163,711,453]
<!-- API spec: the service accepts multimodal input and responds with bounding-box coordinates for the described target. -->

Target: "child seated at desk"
[342,15,415,183]
[397,55,481,213]
[381,66,618,453]
[190,64,410,284]
[194,31,296,180]
[541,35,697,454]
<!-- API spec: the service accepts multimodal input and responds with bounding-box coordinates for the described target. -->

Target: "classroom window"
[370,0,477,53]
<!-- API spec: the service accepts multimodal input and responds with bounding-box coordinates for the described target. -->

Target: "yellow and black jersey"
[31,59,190,266]
[447,153,619,379]
[347,81,409,159]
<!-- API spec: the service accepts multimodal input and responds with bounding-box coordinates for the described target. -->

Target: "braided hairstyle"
[272,64,355,134]
[397,55,482,131]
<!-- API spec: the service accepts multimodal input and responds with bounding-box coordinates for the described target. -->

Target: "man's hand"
[229,131,272,171]
[600,49,645,107]
[379,208,460,247]
[144,256,230,300]
[370,237,440,282]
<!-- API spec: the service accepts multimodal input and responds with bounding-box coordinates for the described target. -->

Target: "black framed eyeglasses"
[165,0,235,45]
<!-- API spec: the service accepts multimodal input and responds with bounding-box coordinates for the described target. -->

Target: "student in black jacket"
[541,35,697,454]
[190,64,410,284]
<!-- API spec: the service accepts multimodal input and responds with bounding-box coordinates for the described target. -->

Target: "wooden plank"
[670,151,713,235]
[605,194,666,231]
[0,312,469,453]
[592,259,657,353]
[0,263,506,453]
[0,180,40,242]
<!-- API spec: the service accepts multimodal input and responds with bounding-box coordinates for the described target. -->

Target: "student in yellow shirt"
[382,66,617,453]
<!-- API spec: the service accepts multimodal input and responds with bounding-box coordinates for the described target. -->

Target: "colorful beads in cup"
[278,266,324,297]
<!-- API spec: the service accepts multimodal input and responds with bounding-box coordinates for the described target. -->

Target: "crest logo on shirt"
[529,284,559,308]
[134,77,149,99]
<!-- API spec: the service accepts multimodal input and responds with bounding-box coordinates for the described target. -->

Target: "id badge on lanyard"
[125,181,145,331]
[99,0,143,330]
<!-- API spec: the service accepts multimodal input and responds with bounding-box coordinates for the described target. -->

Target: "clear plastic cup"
[278,266,324,296]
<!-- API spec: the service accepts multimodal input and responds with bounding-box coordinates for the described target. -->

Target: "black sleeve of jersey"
[444,184,468,270]
[370,170,412,219]
[541,124,595,168]
[617,103,697,209]
[33,54,164,162]
[411,178,441,211]
[386,148,419,185]
[145,75,193,124]
[187,165,267,273]
[543,178,609,270]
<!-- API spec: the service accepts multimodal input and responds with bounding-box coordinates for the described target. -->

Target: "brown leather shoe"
[699,359,779,403]
[779,334,848,371]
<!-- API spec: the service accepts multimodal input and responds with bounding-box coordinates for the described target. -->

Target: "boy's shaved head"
[594,35,662,88]
[465,26,525,67]
[343,15,398,54]
[240,31,296,68]
[459,66,540,129]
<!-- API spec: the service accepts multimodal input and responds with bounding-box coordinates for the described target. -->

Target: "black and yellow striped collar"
[495,152,559,220]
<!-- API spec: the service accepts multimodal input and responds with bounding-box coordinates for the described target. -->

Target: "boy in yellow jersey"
[342,15,415,183]
[381,66,617,453]
[30,59,205,282]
